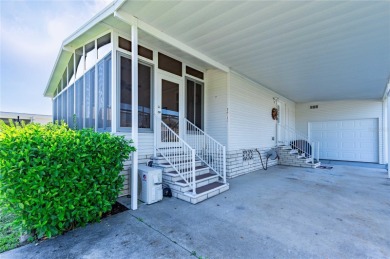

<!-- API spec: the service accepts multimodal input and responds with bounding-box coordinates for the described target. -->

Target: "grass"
[0,206,21,253]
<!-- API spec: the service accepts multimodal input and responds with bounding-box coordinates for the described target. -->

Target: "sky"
[0,0,113,115]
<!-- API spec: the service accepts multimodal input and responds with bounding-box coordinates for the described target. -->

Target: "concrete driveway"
[3,165,390,258]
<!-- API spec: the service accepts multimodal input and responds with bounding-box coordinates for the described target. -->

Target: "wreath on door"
[272,108,278,120]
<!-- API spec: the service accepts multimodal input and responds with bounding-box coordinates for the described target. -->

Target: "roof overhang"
[43,0,126,97]
[45,1,390,102]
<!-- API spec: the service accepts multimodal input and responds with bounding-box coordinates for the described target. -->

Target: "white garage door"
[309,119,378,163]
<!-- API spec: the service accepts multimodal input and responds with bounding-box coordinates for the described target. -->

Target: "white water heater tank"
[138,165,163,205]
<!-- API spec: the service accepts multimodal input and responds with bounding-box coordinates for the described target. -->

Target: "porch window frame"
[116,51,154,133]
[96,52,113,132]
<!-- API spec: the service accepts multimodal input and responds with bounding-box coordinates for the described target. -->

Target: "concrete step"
[162,165,210,182]
[154,161,204,173]
[153,154,197,161]
[312,162,321,168]
[180,182,229,204]
[280,145,293,150]
[166,173,219,193]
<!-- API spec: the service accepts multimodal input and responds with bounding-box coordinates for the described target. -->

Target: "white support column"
[131,22,139,210]
[387,93,390,178]
[111,31,118,133]
[383,99,388,164]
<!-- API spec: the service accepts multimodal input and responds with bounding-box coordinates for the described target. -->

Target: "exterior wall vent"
[310,105,319,109]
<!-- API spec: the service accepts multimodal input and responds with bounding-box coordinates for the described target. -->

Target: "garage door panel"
[341,120,356,129]
[311,123,324,130]
[359,131,376,138]
[310,119,378,163]
[341,152,357,160]
[340,131,356,139]
[325,131,339,139]
[325,121,340,129]
[326,142,339,149]
[311,132,323,140]
[340,142,356,149]
[359,119,376,128]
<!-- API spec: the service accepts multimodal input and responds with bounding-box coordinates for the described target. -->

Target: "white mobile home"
[43,1,390,209]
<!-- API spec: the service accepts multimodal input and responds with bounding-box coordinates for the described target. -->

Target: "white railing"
[278,124,320,164]
[184,119,226,183]
[155,116,197,195]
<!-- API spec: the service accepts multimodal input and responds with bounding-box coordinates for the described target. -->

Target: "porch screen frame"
[116,51,154,133]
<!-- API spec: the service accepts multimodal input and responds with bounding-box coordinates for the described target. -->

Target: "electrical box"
[138,165,163,205]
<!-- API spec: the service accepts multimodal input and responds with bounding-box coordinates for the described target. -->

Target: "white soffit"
[119,1,390,102]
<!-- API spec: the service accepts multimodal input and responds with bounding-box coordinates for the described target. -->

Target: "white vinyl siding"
[228,71,296,151]
[296,100,384,164]
[117,133,154,160]
[204,69,228,146]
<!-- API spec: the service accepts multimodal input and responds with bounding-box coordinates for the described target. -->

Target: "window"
[139,45,153,60]
[119,56,131,128]
[57,94,62,122]
[75,78,84,129]
[118,36,153,60]
[84,68,95,128]
[62,89,68,124]
[67,84,74,129]
[68,54,75,85]
[158,53,182,76]
[62,70,67,90]
[53,97,58,122]
[97,54,111,131]
[97,33,111,59]
[162,79,180,136]
[186,79,203,129]
[75,47,84,79]
[186,66,204,80]
[85,40,96,71]
[119,54,152,130]
[118,37,131,52]
[57,82,61,96]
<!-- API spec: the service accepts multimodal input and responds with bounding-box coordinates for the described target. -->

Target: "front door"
[276,99,286,145]
[156,73,183,146]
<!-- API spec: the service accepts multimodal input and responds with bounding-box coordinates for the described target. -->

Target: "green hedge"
[0,121,135,238]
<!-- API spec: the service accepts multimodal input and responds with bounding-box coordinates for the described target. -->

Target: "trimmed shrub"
[0,121,135,238]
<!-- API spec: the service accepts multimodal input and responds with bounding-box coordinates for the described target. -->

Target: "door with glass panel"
[186,78,203,129]
[156,73,183,146]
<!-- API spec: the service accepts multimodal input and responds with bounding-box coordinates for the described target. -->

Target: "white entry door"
[276,100,287,145]
[309,119,379,162]
[155,73,184,146]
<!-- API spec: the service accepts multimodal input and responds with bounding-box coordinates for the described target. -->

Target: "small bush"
[0,121,135,239]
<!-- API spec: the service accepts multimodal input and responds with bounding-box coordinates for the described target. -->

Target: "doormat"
[318,166,333,169]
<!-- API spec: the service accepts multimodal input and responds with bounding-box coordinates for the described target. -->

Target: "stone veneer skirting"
[118,154,152,197]
[226,148,278,178]
[120,149,283,196]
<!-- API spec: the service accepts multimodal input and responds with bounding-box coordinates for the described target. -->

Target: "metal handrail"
[184,118,227,184]
[155,116,197,195]
[278,123,320,164]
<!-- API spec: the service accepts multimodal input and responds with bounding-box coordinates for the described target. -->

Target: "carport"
[4,165,390,258]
